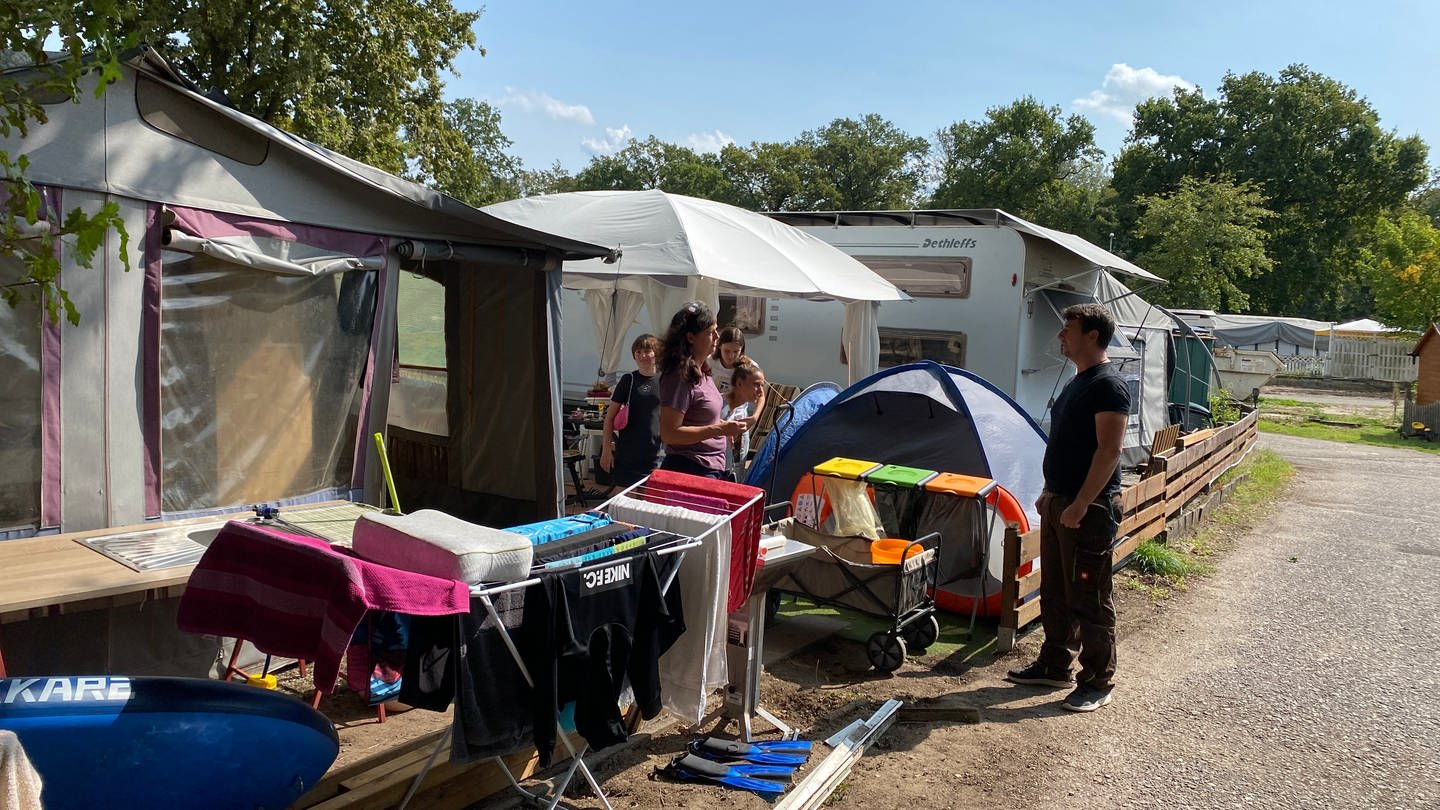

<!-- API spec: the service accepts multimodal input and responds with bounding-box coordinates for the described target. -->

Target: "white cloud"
[497,88,595,125]
[1073,64,1197,125]
[582,125,634,155]
[683,129,735,154]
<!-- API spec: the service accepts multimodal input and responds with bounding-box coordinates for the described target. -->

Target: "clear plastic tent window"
[158,252,372,512]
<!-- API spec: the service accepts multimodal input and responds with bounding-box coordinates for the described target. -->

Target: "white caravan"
[559,209,1173,462]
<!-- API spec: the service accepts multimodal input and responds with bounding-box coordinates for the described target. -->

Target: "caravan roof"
[768,208,1163,284]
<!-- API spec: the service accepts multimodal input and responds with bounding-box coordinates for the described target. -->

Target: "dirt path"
[824,433,1440,810]
[554,433,1438,810]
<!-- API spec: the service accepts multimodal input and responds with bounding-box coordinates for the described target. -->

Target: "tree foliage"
[1357,209,1440,331]
[795,114,929,210]
[3,1,131,325]
[1133,177,1273,311]
[1112,65,1428,319]
[122,0,481,176]
[570,136,731,200]
[930,97,1103,225]
[412,98,522,207]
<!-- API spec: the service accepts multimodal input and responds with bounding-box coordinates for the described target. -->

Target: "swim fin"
[690,736,813,765]
[660,754,790,798]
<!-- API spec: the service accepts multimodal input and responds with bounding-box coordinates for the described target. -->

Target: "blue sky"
[448,1,1439,175]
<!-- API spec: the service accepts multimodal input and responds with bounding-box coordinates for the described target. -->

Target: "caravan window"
[718,294,766,335]
[878,327,966,369]
[157,252,371,512]
[857,257,971,298]
[0,260,43,530]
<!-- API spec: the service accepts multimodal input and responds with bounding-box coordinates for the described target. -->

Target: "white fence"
[1324,336,1419,383]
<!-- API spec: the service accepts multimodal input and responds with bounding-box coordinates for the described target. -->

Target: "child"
[599,334,664,487]
[712,326,764,429]
[710,326,746,394]
[720,356,766,479]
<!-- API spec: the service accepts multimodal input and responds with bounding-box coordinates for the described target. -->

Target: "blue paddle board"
[0,675,339,809]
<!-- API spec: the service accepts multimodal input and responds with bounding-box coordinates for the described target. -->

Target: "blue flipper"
[693,736,812,764]
[669,755,788,798]
[688,737,812,760]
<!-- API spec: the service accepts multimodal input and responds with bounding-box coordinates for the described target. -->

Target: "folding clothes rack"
[400,476,756,810]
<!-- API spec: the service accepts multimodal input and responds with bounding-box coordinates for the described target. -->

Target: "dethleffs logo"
[921,237,977,249]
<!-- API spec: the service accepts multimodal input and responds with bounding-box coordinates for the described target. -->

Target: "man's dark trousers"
[1035,492,1118,689]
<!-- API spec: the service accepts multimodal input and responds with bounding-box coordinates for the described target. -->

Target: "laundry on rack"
[521,547,685,767]
[345,611,410,706]
[505,512,614,545]
[402,522,666,763]
[607,494,730,726]
[177,520,469,694]
[643,470,765,612]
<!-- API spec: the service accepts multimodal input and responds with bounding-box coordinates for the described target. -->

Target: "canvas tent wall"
[0,49,608,539]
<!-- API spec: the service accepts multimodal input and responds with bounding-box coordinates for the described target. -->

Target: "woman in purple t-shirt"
[656,301,747,480]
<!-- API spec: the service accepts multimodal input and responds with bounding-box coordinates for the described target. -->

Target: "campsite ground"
[283,382,1438,809]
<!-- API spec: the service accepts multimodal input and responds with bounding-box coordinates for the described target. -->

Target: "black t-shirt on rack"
[521,549,685,767]
[1042,361,1131,501]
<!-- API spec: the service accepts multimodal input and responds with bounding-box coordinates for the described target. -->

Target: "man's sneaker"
[1061,683,1114,712]
[1005,661,1074,688]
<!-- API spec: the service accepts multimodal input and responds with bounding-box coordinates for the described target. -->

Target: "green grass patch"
[1129,539,1195,579]
[1259,417,1440,455]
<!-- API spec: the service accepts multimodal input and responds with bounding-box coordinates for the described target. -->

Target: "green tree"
[516,161,577,198]
[1410,170,1440,227]
[1113,65,1428,319]
[1133,177,1273,311]
[931,97,1103,221]
[795,114,929,210]
[123,0,481,175]
[572,136,731,200]
[414,98,522,207]
[1358,209,1440,331]
[3,2,131,325]
[717,141,816,211]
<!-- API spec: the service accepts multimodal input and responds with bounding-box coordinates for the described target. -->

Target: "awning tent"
[0,47,609,537]
[483,190,909,384]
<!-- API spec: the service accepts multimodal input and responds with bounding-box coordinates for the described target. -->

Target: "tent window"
[157,252,370,512]
[718,294,766,336]
[878,327,966,369]
[397,271,447,369]
[0,259,42,530]
[136,75,270,166]
[857,256,971,298]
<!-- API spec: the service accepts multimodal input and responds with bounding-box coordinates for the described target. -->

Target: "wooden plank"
[1148,424,1182,458]
[1015,595,1043,628]
[1014,568,1042,601]
[1111,532,1144,565]
[1015,527,1042,567]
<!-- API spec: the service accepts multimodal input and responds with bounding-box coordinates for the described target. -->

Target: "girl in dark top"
[656,302,746,480]
[599,334,664,487]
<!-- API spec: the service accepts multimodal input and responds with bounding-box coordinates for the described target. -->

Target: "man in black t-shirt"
[1007,302,1130,712]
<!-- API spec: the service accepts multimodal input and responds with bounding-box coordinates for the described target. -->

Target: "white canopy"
[482,190,910,303]
[484,190,908,380]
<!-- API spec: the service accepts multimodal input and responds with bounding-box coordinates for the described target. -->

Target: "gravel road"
[829,432,1440,810]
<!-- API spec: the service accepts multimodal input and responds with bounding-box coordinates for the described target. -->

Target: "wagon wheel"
[866,631,908,673]
[900,614,941,654]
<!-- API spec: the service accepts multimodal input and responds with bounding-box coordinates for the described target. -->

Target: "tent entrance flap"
[1040,289,1138,359]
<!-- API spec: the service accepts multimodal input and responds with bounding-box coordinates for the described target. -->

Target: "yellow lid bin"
[812,457,882,480]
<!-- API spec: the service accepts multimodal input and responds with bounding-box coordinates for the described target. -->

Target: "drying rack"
[399,474,758,810]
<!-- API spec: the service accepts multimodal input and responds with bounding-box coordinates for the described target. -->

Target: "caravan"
[562,209,1175,463]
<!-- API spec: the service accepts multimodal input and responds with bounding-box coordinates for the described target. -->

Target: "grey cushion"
[352,509,533,584]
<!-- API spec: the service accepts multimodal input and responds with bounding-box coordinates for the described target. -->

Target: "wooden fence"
[997,410,1259,651]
